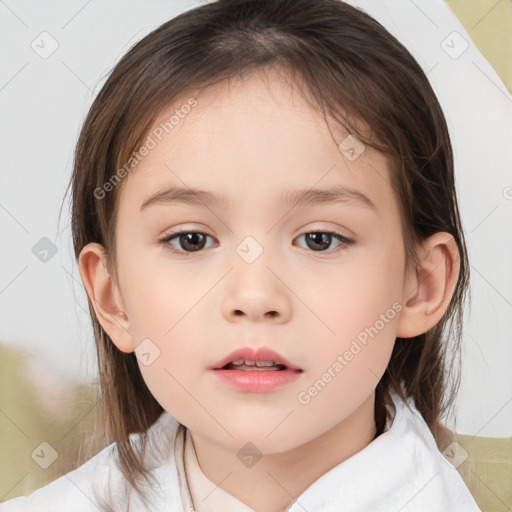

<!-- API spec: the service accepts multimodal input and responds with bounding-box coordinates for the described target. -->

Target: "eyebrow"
[140,184,377,212]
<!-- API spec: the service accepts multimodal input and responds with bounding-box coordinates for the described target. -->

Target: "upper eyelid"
[160,229,353,248]
[160,227,351,239]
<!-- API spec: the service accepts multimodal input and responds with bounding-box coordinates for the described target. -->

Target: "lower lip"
[212,368,303,392]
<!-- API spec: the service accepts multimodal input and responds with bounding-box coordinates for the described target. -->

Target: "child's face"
[110,69,411,452]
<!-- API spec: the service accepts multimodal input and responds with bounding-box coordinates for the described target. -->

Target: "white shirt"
[0,391,480,511]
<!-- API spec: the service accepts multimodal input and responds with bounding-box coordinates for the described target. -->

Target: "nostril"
[232,310,278,317]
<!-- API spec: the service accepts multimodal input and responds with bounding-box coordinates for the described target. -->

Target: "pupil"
[181,233,205,251]
[307,232,331,251]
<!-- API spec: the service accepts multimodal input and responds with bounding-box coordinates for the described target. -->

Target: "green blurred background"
[1,1,511,510]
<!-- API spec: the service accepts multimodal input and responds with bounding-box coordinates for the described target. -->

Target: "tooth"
[244,360,256,365]
[232,359,244,365]
[255,361,275,367]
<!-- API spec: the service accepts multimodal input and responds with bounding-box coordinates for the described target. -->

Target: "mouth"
[221,359,288,371]
[210,348,303,392]
[210,346,303,372]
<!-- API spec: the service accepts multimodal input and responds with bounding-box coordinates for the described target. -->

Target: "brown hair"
[63,0,470,508]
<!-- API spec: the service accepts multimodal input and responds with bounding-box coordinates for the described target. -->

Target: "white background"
[1,0,511,437]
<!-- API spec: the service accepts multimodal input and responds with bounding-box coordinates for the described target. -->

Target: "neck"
[189,392,377,512]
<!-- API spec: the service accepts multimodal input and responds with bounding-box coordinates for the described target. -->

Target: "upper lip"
[210,346,303,371]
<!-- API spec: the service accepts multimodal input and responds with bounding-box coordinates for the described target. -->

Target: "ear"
[78,242,135,353]
[396,232,461,338]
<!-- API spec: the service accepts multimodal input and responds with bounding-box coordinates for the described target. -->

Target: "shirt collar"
[173,393,398,512]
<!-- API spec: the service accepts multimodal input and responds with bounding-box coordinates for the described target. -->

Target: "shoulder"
[294,391,481,512]
[382,392,481,511]
[0,412,182,512]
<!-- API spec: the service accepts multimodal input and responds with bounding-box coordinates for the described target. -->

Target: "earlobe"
[396,232,460,339]
[78,242,135,353]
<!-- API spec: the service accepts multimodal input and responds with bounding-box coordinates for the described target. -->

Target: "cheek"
[308,232,404,386]
[295,305,399,434]
[120,243,205,341]
[315,301,399,394]
[118,252,217,403]
[130,313,210,426]
[323,244,404,339]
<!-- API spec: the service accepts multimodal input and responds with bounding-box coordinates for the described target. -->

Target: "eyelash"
[158,229,354,256]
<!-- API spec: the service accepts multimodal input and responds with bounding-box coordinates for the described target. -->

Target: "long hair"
[63,0,470,508]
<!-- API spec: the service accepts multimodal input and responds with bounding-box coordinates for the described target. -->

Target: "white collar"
[167,391,479,512]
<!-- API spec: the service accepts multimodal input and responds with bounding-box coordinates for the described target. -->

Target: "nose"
[221,262,292,324]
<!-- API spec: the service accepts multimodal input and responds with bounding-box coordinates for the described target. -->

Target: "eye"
[159,229,354,256]
[159,230,216,255]
[294,230,354,252]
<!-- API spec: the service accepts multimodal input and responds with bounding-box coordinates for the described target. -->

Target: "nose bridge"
[221,232,292,322]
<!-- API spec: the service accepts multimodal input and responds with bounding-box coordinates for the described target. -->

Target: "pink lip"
[212,368,302,392]
[209,346,303,393]
[209,346,302,371]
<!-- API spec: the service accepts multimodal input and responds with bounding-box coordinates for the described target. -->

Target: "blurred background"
[1,0,511,510]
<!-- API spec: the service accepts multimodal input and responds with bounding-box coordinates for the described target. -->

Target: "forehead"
[118,68,394,217]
